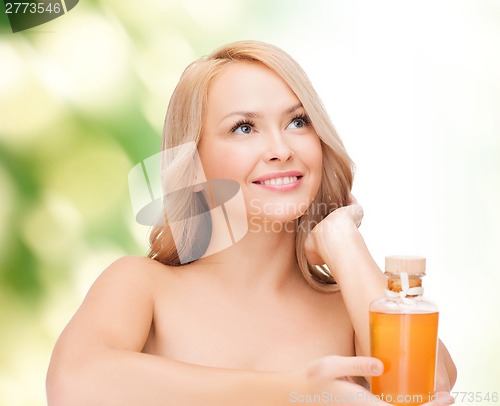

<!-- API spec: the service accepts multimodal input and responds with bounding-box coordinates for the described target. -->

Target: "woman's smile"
[251,171,303,191]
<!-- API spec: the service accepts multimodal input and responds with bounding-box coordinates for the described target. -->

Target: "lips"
[252,171,303,184]
[251,171,303,191]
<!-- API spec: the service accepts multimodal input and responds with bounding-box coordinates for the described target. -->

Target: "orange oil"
[370,311,438,405]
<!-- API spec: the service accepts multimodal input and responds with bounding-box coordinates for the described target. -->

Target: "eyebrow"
[219,103,304,124]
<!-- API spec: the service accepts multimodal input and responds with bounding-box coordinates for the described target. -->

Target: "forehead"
[206,62,300,112]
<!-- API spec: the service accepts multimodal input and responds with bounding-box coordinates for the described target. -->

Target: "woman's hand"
[299,355,454,405]
[304,194,364,266]
[298,355,385,406]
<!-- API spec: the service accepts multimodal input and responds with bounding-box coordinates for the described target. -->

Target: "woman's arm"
[305,200,457,390]
[48,346,297,405]
[46,256,393,406]
[46,256,295,405]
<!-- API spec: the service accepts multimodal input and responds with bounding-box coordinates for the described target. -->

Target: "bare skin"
[47,62,456,405]
[141,259,355,372]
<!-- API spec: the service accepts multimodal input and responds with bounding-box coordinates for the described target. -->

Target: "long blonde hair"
[148,40,354,292]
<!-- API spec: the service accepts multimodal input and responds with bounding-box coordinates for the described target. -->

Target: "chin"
[247,202,309,231]
[248,215,299,234]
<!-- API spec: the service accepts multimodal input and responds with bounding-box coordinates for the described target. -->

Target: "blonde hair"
[148,40,354,292]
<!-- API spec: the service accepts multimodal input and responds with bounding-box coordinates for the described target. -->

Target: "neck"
[195,218,303,292]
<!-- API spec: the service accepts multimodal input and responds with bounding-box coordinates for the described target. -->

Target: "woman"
[47,40,456,405]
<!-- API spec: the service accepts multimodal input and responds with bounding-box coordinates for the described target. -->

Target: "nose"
[263,131,294,162]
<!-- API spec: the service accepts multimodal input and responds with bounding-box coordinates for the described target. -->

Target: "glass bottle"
[369,256,439,406]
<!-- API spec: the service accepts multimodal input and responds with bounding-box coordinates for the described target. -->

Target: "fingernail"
[370,363,383,375]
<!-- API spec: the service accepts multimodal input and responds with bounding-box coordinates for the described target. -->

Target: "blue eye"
[235,124,252,134]
[231,120,254,135]
[287,114,311,129]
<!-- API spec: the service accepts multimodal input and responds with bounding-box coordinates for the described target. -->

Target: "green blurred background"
[1,1,499,404]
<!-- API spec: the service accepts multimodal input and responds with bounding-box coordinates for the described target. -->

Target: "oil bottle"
[370,256,439,405]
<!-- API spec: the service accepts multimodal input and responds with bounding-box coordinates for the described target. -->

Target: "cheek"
[297,136,323,176]
[199,142,251,180]
[301,138,323,198]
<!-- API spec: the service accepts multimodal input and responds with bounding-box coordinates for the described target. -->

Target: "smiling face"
[198,61,323,225]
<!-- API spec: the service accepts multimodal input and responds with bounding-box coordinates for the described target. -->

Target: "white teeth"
[262,176,298,186]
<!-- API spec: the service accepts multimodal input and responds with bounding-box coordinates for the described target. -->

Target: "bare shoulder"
[94,255,179,290]
[54,255,179,354]
[100,254,167,278]
[87,254,186,315]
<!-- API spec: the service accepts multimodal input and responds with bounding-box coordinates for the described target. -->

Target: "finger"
[307,356,383,380]
[348,193,358,205]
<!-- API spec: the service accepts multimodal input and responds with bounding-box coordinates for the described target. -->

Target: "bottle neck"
[385,272,424,298]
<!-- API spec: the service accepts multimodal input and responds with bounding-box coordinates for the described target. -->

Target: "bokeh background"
[1,0,499,404]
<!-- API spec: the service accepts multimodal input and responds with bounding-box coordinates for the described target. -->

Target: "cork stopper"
[385,255,426,275]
